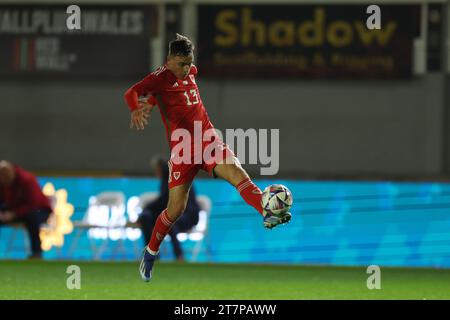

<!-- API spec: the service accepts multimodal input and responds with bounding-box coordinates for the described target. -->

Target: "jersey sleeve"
[124,73,162,112]
[147,95,158,106]
[191,64,198,76]
[13,174,48,217]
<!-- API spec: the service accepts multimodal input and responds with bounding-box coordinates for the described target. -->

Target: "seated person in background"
[138,155,200,261]
[0,160,52,259]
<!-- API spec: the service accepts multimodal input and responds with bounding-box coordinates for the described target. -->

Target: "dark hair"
[168,33,194,57]
[150,154,167,169]
[150,155,169,180]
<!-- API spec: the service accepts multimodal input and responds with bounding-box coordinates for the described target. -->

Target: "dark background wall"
[0,73,446,177]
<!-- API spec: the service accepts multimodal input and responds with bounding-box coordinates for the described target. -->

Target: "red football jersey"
[0,165,52,217]
[124,65,215,149]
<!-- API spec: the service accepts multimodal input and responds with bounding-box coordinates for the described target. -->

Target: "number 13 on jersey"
[183,89,199,106]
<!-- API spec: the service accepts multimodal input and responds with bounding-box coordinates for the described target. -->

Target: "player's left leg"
[213,156,291,229]
[140,182,192,282]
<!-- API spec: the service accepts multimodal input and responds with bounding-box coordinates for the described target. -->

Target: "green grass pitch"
[1,260,450,299]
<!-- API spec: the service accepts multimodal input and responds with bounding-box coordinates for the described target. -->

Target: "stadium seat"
[138,192,159,209]
[68,191,212,261]
[174,195,212,262]
[125,192,158,256]
[70,191,127,260]
[130,192,212,262]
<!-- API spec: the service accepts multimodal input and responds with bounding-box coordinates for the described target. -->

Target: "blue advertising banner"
[1,177,450,268]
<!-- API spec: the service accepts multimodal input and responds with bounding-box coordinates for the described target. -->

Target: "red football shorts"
[167,136,234,189]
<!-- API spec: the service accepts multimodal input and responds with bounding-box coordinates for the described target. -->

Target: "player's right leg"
[212,156,291,229]
[140,183,191,282]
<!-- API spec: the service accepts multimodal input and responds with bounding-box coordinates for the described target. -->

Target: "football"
[262,184,293,215]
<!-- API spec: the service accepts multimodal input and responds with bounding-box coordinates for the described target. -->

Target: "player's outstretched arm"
[130,102,154,131]
[124,72,160,131]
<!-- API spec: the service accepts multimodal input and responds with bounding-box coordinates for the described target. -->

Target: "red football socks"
[148,209,174,253]
[236,177,264,216]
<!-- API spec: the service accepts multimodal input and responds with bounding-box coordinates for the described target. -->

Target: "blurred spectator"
[0,160,52,259]
[138,155,200,261]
